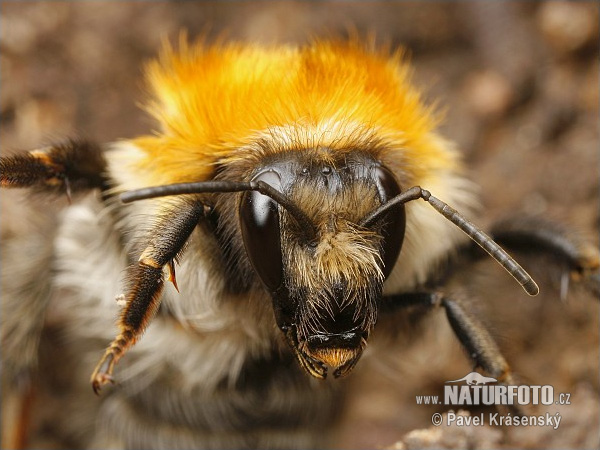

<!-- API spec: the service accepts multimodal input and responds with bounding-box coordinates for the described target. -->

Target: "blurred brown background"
[1,2,598,449]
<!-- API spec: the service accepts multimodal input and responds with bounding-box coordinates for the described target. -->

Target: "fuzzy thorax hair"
[110,39,461,187]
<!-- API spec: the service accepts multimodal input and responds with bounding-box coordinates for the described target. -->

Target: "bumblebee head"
[115,39,537,382]
[239,150,405,379]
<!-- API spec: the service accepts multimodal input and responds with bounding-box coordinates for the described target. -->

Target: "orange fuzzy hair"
[121,38,462,188]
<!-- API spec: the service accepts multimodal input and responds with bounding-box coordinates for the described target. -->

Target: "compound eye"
[239,171,283,292]
[373,166,406,278]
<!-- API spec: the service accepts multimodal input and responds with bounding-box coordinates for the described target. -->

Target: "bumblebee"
[1,39,598,449]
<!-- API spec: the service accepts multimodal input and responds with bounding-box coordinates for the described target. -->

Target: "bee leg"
[384,292,525,415]
[489,218,600,299]
[91,199,207,394]
[0,139,107,198]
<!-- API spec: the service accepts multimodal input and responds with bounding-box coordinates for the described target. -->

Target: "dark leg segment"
[440,297,513,383]
[91,199,207,393]
[0,140,107,199]
[383,292,522,411]
[384,292,514,380]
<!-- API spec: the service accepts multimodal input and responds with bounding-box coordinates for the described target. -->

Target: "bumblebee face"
[239,150,405,378]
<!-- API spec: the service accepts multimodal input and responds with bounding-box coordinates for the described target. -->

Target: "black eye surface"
[239,170,283,292]
[373,166,406,278]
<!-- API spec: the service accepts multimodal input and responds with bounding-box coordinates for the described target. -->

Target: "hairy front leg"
[91,198,208,393]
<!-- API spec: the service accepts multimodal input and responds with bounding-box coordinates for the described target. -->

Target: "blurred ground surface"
[1,2,598,449]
